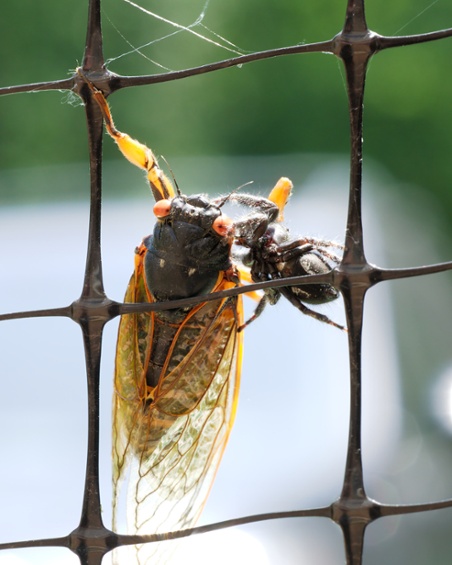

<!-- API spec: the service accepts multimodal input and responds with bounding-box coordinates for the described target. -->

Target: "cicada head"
[145,194,234,301]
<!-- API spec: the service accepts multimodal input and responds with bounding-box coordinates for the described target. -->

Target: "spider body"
[232,182,345,330]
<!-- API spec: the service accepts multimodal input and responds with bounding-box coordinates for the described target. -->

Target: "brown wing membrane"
[113,249,243,564]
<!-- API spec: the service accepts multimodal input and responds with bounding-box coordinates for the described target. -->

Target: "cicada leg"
[77,69,175,202]
[267,177,293,221]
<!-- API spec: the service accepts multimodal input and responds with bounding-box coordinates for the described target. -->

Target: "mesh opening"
[1,1,452,564]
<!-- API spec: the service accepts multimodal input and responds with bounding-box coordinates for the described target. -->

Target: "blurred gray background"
[2,1,452,563]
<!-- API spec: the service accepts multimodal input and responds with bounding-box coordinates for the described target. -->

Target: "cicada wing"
[113,265,243,564]
[113,262,153,526]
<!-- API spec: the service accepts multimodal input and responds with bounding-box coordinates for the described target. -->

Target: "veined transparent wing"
[112,247,243,564]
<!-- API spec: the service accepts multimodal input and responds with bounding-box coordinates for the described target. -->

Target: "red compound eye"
[212,215,233,237]
[153,199,172,218]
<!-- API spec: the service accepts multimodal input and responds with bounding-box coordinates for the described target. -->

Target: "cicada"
[232,178,345,331]
[113,196,242,564]
[80,80,245,563]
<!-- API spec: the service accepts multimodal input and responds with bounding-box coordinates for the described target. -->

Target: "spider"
[230,178,345,331]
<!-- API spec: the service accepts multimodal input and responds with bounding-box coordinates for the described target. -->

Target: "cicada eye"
[153,199,172,218]
[212,214,233,237]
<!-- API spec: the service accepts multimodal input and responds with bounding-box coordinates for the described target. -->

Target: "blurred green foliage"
[1,0,452,216]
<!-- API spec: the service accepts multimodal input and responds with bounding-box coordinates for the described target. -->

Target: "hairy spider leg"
[279,285,346,331]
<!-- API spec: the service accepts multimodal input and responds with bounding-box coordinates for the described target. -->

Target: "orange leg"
[78,69,175,202]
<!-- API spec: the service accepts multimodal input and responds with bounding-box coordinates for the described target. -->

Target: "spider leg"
[237,258,281,331]
[228,176,293,223]
[313,247,343,263]
[234,212,273,243]
[277,237,343,252]
[273,238,343,265]
[280,287,346,331]
[268,243,314,263]
[238,294,269,332]
[238,289,281,332]
[295,236,344,250]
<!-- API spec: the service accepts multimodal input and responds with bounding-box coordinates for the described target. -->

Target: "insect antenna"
[161,155,182,196]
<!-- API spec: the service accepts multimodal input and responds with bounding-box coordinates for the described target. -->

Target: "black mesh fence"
[1,1,452,564]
